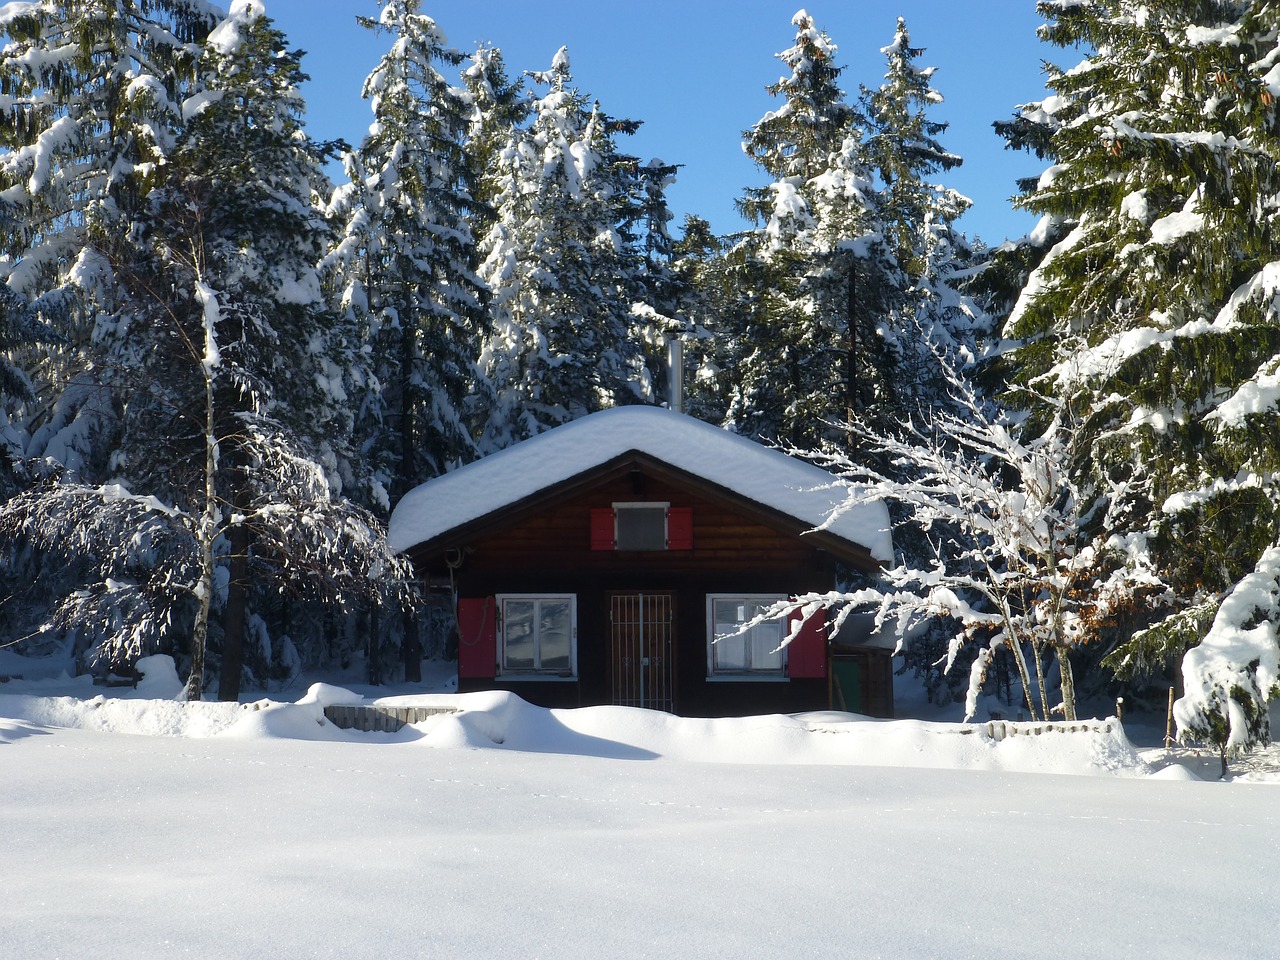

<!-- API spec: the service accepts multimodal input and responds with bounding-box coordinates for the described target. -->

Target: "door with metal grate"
[610,593,676,713]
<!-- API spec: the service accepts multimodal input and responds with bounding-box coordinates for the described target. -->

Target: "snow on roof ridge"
[388,405,892,560]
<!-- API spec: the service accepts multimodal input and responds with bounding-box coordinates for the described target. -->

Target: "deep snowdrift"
[3,663,1278,960]
[2,671,1148,777]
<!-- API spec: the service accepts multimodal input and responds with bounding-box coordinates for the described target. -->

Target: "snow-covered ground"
[2,656,1278,959]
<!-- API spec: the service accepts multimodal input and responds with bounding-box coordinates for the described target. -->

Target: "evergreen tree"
[727,10,900,449]
[155,0,411,699]
[626,157,686,411]
[461,43,529,243]
[0,0,219,481]
[863,18,964,278]
[473,48,654,451]
[667,215,732,424]
[0,0,411,696]
[863,17,983,396]
[0,0,216,670]
[999,0,1280,751]
[324,0,489,506]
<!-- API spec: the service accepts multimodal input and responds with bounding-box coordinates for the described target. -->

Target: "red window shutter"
[590,508,616,550]
[667,507,693,550]
[457,597,496,679]
[786,606,827,678]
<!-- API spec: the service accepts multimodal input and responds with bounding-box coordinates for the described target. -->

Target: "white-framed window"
[497,594,577,678]
[707,594,787,679]
[613,501,669,550]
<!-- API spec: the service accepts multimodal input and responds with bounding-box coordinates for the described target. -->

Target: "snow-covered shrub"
[1175,546,1280,771]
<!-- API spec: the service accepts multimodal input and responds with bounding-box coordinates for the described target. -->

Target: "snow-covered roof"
[388,406,892,561]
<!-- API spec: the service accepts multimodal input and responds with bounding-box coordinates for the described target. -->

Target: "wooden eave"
[400,449,881,573]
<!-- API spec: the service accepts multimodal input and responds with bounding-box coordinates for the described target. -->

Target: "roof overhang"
[401,448,881,573]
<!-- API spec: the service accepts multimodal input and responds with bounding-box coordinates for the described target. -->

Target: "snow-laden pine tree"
[324,0,489,507]
[726,9,901,449]
[627,157,687,411]
[999,0,1280,752]
[0,1,414,698]
[667,215,733,424]
[151,0,417,699]
[0,0,219,482]
[0,0,218,669]
[862,17,984,371]
[473,48,655,451]
[863,19,963,276]
[461,43,529,245]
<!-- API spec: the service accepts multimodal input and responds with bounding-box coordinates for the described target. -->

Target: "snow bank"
[0,682,1147,778]
[135,655,183,698]
[1,693,244,738]
[410,696,1147,777]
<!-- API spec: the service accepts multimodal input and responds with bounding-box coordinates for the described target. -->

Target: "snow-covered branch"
[1175,544,1280,766]
[773,357,1149,721]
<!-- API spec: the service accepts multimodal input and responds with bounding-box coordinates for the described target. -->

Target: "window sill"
[497,673,579,682]
[705,675,790,683]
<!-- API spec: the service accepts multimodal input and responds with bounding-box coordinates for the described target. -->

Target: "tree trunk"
[845,258,858,454]
[188,545,213,702]
[218,484,251,701]
[402,606,421,683]
[367,604,382,685]
[186,348,218,702]
[1056,643,1077,721]
[395,308,417,502]
[1004,637,1040,722]
[1032,641,1050,720]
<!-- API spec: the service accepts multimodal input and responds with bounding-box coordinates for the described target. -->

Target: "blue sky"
[266,1,1070,246]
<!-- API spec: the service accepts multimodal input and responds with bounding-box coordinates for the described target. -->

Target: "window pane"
[710,597,785,675]
[538,599,572,672]
[615,505,667,550]
[503,600,536,671]
[750,620,784,671]
[713,599,743,625]
[713,631,747,671]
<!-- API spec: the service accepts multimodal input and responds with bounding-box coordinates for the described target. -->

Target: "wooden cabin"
[387,406,896,718]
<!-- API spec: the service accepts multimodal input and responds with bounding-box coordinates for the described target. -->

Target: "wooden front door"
[610,592,676,713]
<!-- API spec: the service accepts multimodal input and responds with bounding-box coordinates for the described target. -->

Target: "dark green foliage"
[726,11,905,450]
[994,0,1280,746]
[328,0,490,505]
[862,17,964,278]
[474,48,665,451]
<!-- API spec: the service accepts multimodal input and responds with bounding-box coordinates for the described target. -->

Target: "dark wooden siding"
[454,472,824,576]
[430,466,892,717]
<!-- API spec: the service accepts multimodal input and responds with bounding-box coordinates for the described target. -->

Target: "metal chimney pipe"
[667,339,684,415]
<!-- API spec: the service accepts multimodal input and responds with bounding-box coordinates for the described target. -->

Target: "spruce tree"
[325,0,489,506]
[1000,0,1280,750]
[0,0,215,670]
[728,10,899,449]
[161,0,401,699]
[461,44,529,244]
[667,215,733,425]
[473,48,653,451]
[0,0,218,480]
[863,17,982,376]
[863,18,964,277]
[0,1,414,692]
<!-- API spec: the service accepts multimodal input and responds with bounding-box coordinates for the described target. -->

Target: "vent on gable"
[615,503,667,551]
[590,504,694,551]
